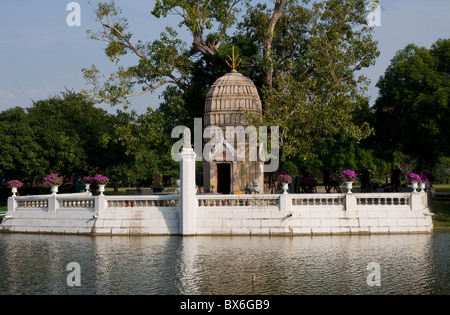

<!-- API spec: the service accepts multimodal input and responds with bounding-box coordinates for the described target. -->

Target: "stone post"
[48,194,58,212]
[179,128,197,235]
[345,193,357,214]
[410,192,424,211]
[279,193,290,212]
[95,194,107,216]
[7,196,16,213]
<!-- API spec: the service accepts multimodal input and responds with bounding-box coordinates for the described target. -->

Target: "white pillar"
[48,194,58,212]
[345,193,357,213]
[7,196,16,213]
[179,130,197,236]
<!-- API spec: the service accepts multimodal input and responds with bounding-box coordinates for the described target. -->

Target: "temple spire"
[226,46,241,71]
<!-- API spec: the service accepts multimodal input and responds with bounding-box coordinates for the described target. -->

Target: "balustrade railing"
[17,199,49,209]
[59,198,95,208]
[106,196,180,208]
[197,195,280,207]
[292,194,345,206]
[356,193,410,206]
[8,192,424,214]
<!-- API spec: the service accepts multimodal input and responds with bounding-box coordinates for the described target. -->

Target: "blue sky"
[1,0,449,115]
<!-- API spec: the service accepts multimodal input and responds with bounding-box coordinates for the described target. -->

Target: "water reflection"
[0,233,449,295]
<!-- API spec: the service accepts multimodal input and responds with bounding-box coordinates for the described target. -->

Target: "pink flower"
[278,174,292,183]
[94,174,109,185]
[44,174,63,187]
[408,173,421,183]
[7,180,24,188]
[341,169,357,181]
[82,176,94,184]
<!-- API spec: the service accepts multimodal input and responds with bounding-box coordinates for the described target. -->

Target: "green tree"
[0,107,46,183]
[104,108,179,186]
[27,91,115,178]
[373,39,450,169]
[83,0,379,174]
[240,0,379,161]
[82,0,244,107]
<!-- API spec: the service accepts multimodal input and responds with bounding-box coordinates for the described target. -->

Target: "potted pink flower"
[408,173,421,193]
[82,176,94,192]
[7,180,24,197]
[44,173,64,194]
[278,174,292,194]
[419,174,429,192]
[341,169,357,194]
[94,174,109,195]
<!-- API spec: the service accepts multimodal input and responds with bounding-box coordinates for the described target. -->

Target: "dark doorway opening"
[217,163,231,194]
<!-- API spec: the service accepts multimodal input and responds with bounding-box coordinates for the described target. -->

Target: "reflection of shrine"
[203,53,264,194]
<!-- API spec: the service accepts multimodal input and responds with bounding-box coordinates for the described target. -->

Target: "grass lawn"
[433,184,450,193]
[430,184,450,228]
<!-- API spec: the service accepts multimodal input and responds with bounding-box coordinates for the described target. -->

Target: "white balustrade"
[59,198,95,208]
[197,195,280,207]
[292,194,345,206]
[106,195,180,208]
[17,198,49,209]
[355,193,410,206]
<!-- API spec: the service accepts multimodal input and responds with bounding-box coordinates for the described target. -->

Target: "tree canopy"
[373,39,450,169]
[0,91,178,187]
[82,0,379,166]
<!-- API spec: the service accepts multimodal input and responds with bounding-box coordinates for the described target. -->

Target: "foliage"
[239,0,378,161]
[373,39,450,169]
[103,107,179,185]
[434,157,450,184]
[26,91,116,179]
[280,160,299,177]
[0,107,46,183]
[84,0,378,168]
[82,176,95,184]
[151,0,243,57]
[0,91,180,187]
[299,177,318,187]
[82,0,243,107]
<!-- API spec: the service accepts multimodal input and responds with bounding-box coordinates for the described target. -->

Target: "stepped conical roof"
[204,70,262,127]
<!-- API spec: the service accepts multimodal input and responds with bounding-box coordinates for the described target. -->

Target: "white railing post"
[48,194,57,212]
[179,130,197,236]
[410,192,424,211]
[345,193,357,212]
[7,196,16,213]
[279,193,290,212]
[95,195,107,216]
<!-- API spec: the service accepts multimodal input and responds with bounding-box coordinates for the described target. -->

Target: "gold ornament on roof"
[226,46,241,71]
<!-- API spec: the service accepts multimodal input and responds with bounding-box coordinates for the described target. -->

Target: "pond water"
[0,232,449,295]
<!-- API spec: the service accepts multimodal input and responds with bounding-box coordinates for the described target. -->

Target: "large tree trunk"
[263,0,287,92]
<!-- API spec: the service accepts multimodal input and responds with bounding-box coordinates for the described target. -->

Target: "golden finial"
[226,46,241,71]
